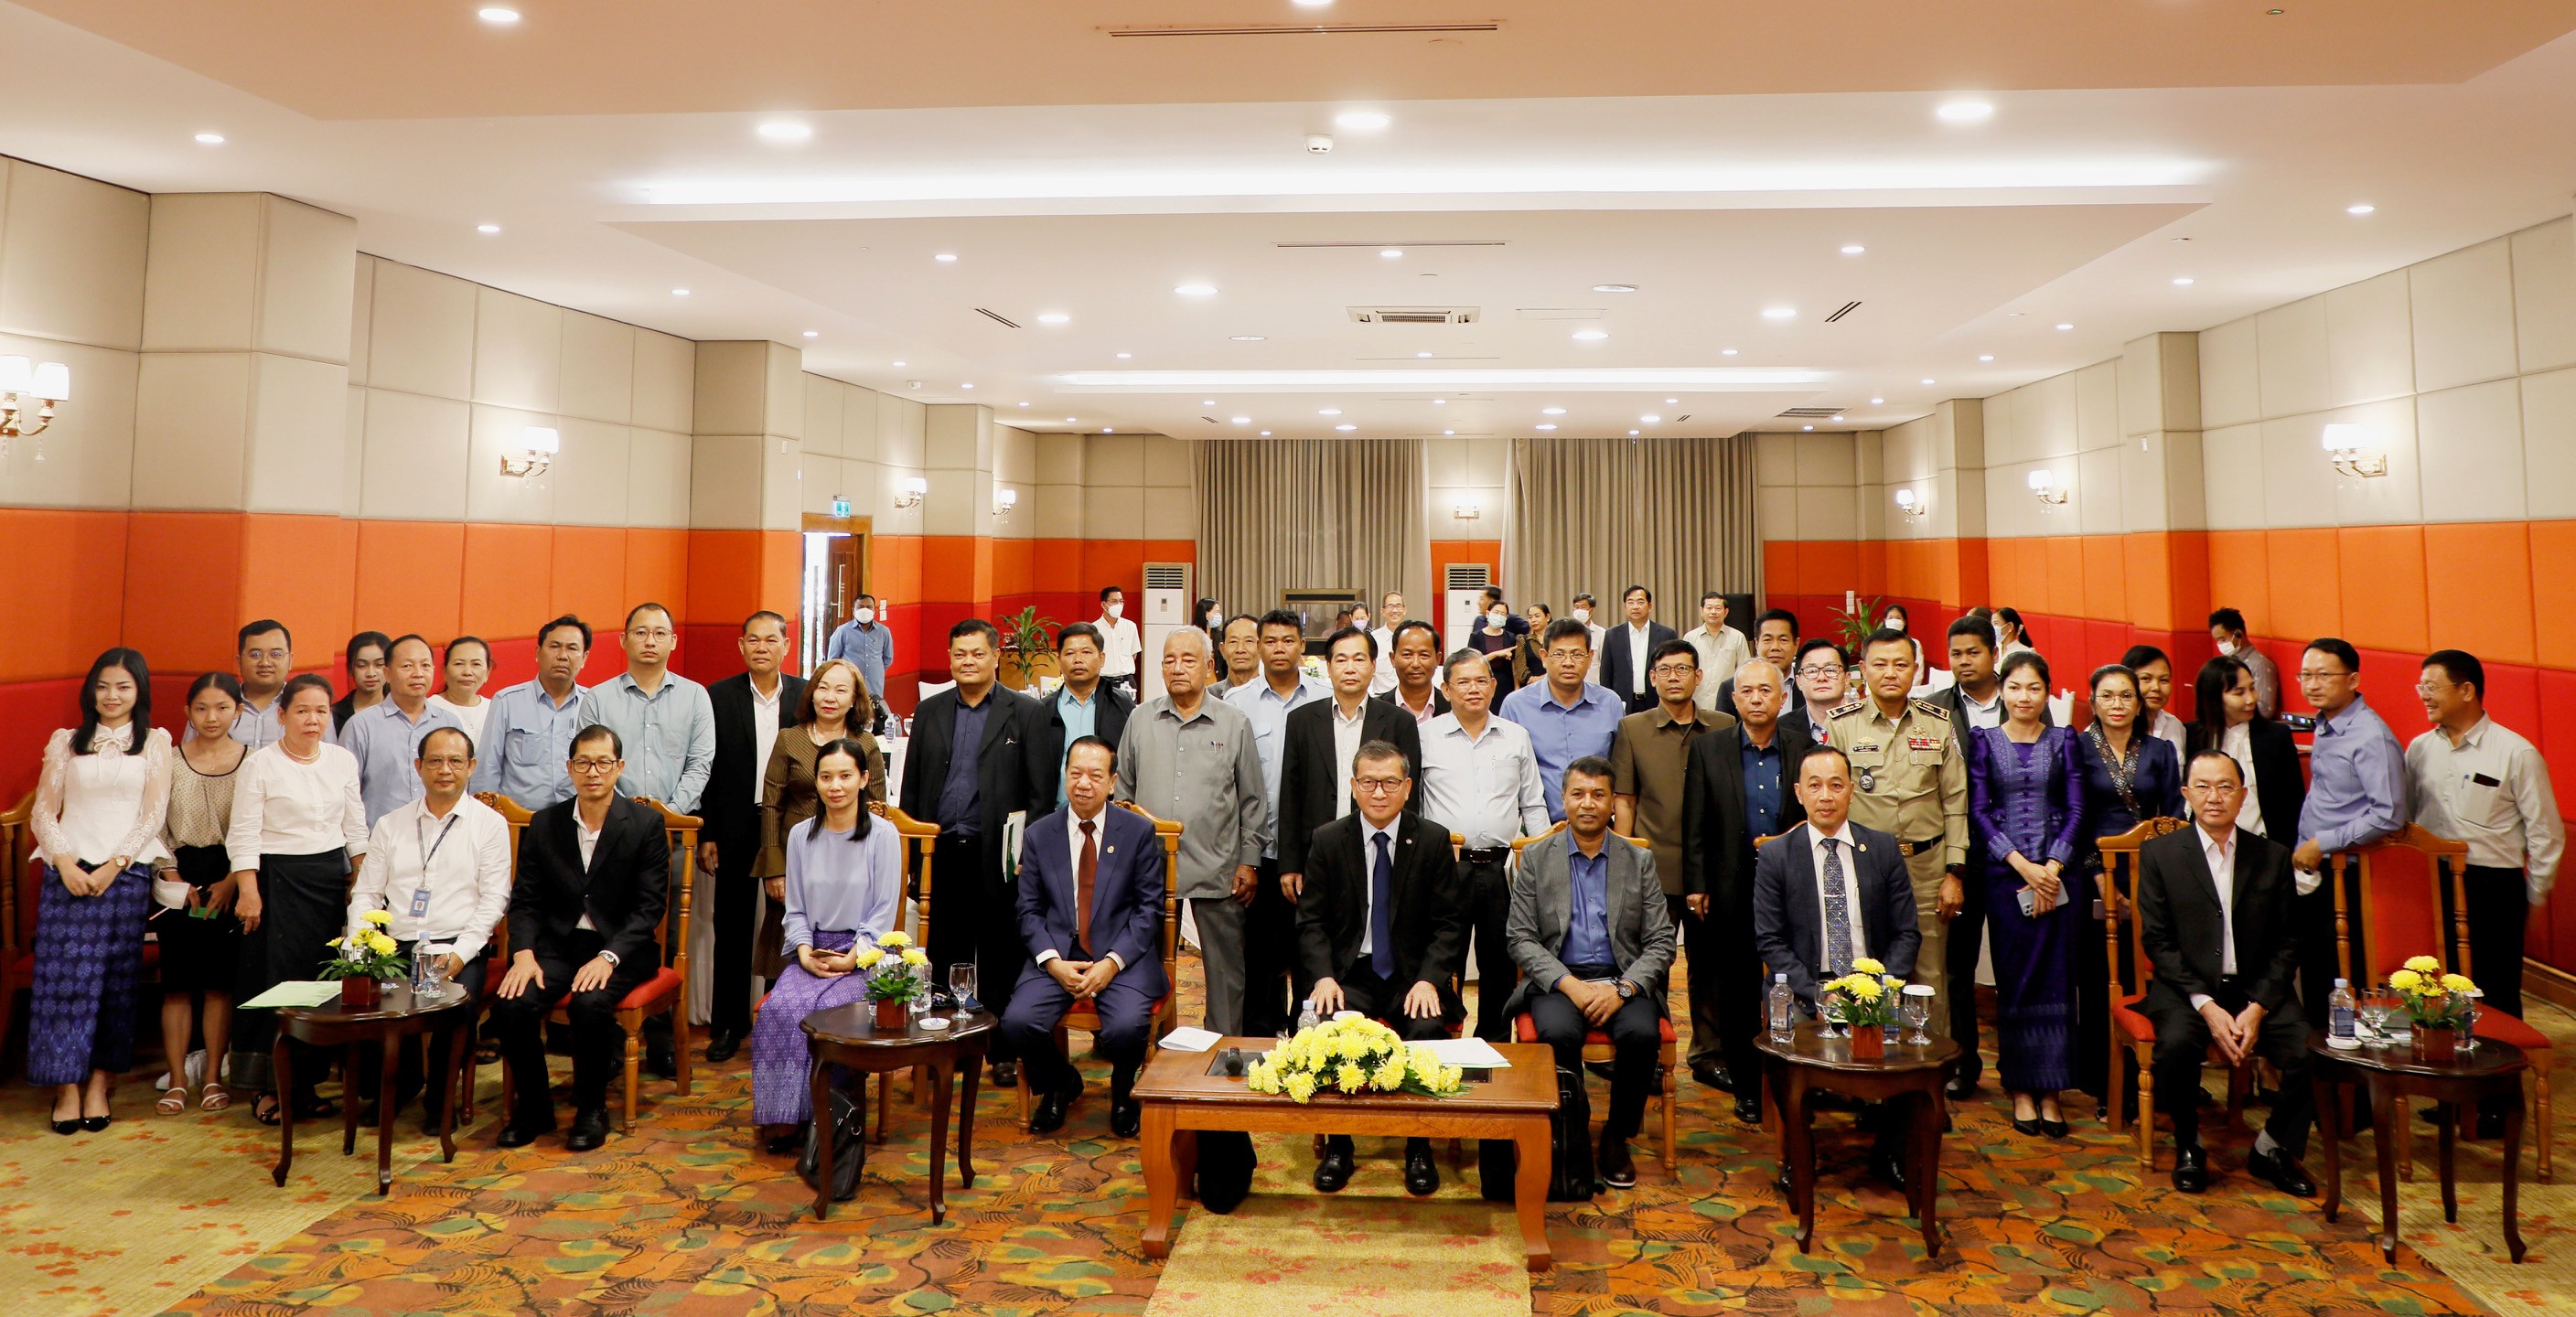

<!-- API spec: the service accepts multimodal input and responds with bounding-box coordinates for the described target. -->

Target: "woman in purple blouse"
[1966,650,2088,1138]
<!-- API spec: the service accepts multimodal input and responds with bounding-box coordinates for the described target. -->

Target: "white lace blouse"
[31,723,174,869]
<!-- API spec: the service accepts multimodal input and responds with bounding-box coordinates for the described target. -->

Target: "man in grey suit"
[1505,755,1675,1188]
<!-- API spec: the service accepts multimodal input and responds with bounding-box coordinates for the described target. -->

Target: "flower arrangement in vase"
[1821,957,1904,1058]
[854,929,931,1029]
[1244,1016,1465,1103]
[321,908,409,1008]
[2387,955,2476,1063]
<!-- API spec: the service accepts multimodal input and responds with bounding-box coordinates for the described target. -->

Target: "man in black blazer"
[1296,739,1466,1195]
[1596,585,1680,714]
[492,724,671,1151]
[1682,657,1811,1123]
[1751,744,1919,1189]
[1029,623,1134,808]
[1278,628,1425,886]
[699,612,806,1063]
[2135,750,2317,1196]
[898,617,1046,1085]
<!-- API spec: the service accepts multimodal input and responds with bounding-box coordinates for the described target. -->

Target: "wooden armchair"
[0,793,31,1078]
[2098,817,2238,1170]
[1018,801,1182,1127]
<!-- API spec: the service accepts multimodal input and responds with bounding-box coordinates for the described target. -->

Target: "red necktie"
[1077,819,1099,952]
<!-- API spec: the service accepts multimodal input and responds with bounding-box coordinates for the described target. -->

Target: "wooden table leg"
[437,1023,462,1163]
[343,1043,362,1155]
[2370,1076,2401,1263]
[1913,1088,1943,1258]
[927,1061,952,1225]
[1140,1101,1182,1258]
[272,1034,295,1188]
[374,1033,401,1194]
[1513,1118,1552,1272]
[810,1055,835,1222]
[2501,1090,2528,1264]
[2436,1100,2459,1224]
[1776,1067,1816,1254]
[956,1046,980,1189]
[2317,1070,2344,1222]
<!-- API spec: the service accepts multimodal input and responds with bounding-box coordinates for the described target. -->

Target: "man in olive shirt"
[1608,638,1733,1075]
[1822,627,1968,1034]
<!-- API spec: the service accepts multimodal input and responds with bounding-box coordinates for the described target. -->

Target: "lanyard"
[416,809,462,870]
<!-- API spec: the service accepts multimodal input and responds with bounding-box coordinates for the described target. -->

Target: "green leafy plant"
[1831,594,1887,661]
[998,604,1059,686]
[855,930,933,1003]
[321,908,410,983]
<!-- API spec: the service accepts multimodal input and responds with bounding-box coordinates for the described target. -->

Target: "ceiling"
[6,0,2576,441]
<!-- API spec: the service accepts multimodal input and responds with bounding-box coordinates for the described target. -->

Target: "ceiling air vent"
[1776,406,1850,419]
[1823,301,1862,323]
[973,307,1022,328]
[1348,306,1480,325]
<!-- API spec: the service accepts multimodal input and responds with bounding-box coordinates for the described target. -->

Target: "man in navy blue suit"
[1003,735,1167,1138]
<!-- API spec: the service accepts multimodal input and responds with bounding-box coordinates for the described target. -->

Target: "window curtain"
[1504,434,1760,621]
[1196,439,1430,617]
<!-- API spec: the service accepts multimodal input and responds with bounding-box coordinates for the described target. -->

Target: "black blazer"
[2136,825,2302,1015]
[703,671,807,851]
[1370,687,1451,721]
[1778,704,1821,747]
[2186,718,2307,847]
[1751,820,1918,1008]
[1597,621,1681,712]
[508,795,671,969]
[1274,696,1426,874]
[1027,681,1134,808]
[1681,722,1814,911]
[1294,811,1465,1005]
[896,685,1044,867]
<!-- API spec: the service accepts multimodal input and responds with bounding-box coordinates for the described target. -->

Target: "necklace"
[282,739,321,765]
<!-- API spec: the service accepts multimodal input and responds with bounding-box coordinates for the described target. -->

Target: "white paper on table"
[1415,1037,1510,1068]
[1158,1026,1222,1053]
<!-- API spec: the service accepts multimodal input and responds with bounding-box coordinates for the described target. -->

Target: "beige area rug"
[0,1063,498,1317]
[1145,1134,1532,1317]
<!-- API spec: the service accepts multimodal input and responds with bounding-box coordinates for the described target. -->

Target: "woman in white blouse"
[28,648,172,1134]
[225,672,370,1126]
[426,636,492,746]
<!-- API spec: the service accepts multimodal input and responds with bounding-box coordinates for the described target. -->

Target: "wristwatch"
[596,949,620,967]
[1615,979,1638,1001]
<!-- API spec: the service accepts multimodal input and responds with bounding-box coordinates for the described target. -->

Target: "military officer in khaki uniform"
[1822,626,1968,1035]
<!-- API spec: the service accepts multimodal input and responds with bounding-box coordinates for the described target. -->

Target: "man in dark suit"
[1596,585,1680,714]
[492,724,671,1151]
[1778,637,1848,746]
[2135,750,2318,1196]
[1751,744,1919,1189]
[898,617,1045,1086]
[1506,756,1676,1188]
[1003,737,1166,1139]
[1297,739,1467,1195]
[1278,627,1425,892]
[699,611,806,1064]
[1683,657,1811,1124]
[1029,623,1133,808]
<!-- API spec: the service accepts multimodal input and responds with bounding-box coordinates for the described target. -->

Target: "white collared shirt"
[1331,698,1368,819]
[574,810,601,931]
[1418,713,1550,848]
[1097,615,1143,678]
[1626,623,1653,694]
[349,795,512,959]
[2190,825,2238,1010]
[1805,819,1864,968]
[2406,715,2566,901]
[2150,708,2187,763]
[2221,721,2268,838]
[749,676,785,804]
[1958,687,2005,731]
[1359,819,1399,957]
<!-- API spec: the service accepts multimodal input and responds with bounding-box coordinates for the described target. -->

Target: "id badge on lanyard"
[413,811,460,922]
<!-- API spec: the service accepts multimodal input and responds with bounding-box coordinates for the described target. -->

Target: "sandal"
[252,1092,282,1127]
[156,1085,189,1115]
[201,1082,231,1112]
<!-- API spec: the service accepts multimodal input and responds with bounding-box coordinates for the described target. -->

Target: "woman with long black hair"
[154,672,250,1114]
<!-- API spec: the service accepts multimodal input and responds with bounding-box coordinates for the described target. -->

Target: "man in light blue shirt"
[341,634,466,824]
[579,602,715,816]
[2292,635,2408,1027]
[824,594,894,731]
[230,618,320,750]
[1498,618,1626,820]
[1223,608,1328,1036]
[470,615,594,809]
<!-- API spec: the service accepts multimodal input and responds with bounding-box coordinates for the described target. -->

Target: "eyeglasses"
[1796,665,1841,679]
[628,627,675,641]
[1544,648,1591,662]
[2295,669,2350,682]
[2184,782,2243,796]
[1353,776,1408,794]
[1648,664,1697,679]
[570,757,621,775]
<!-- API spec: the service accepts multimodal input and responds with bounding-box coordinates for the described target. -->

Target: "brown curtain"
[1196,439,1429,616]
[1504,434,1760,619]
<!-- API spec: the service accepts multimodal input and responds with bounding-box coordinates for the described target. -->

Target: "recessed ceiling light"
[934,252,959,262]
[1293,0,1332,7]
[2173,276,2195,286]
[1443,429,1455,436]
[1335,423,1358,432]
[1802,424,1814,431]
[2347,203,2376,216]
[1594,284,1638,294]
[1231,335,1267,342]
[1231,416,1251,424]
[2055,323,2074,331]
[1175,283,1217,296]
[803,330,819,337]
[757,122,812,143]
[1831,415,1844,423]
[1762,307,1797,320]
[1535,423,1558,431]
[1318,408,1342,415]
[1978,354,1994,362]
[1416,351,1433,359]
[1871,397,1884,404]
[1840,244,1866,255]
[961,382,975,390]
[1664,397,1679,404]
[1921,378,1937,385]
[1629,430,1641,436]
[1104,427,1116,434]
[1036,312,1070,325]
[1336,111,1391,131]
[1204,399,1218,406]
[1640,414,1661,423]
[476,223,501,234]
[1115,352,1132,359]
[1572,328,1608,341]
[1937,100,1994,123]
[671,288,690,297]
[1063,416,1077,423]
[1260,430,1272,435]
[478,6,521,25]
[1432,398,1446,405]
[892,360,906,368]
[193,132,226,145]
[1541,407,1567,415]
[1721,348,1738,356]
[1379,249,1403,259]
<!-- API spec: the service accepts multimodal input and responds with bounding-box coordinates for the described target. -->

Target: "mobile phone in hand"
[2015,887,2037,917]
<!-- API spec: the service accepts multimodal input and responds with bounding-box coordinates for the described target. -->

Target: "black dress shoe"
[564,1107,611,1151]
[1946,1073,1980,1100]
[765,1126,806,1156]
[80,1115,112,1132]
[1691,1061,1733,1094]
[49,1119,79,1135]
[1314,1140,1356,1193]
[1868,1149,1907,1194]
[496,1117,553,1148]
[1774,1168,1794,1197]
[2039,1119,2070,1139]
[2171,1141,2210,1193]
[644,1044,678,1080]
[1598,1136,1637,1189]
[1029,1087,1074,1135]
[1109,1097,1142,1139]
[1733,1094,1764,1126]
[2246,1146,2316,1197]
[990,1060,1018,1087]
[703,1029,744,1064]
[1403,1139,1440,1196]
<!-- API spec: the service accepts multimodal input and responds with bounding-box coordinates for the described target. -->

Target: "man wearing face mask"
[1094,585,1144,702]
[2206,608,2279,719]
[1571,593,1606,683]
[825,594,893,734]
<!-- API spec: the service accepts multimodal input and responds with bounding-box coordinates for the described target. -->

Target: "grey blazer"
[1502,830,1676,1018]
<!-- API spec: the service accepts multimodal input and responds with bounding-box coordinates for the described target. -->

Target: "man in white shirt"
[1572,594,1606,683]
[1095,585,1144,701]
[346,725,510,1131]
[1368,591,1409,696]
[1225,609,1329,1035]
[1418,650,1549,1040]
[1683,593,1752,714]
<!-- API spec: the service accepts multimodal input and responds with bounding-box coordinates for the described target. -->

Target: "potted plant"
[1821,958,1904,1059]
[995,605,1060,690]
[2388,955,2477,1063]
[321,908,409,1009]
[1244,1016,1465,1103]
[1832,595,1888,663]
[853,929,931,1030]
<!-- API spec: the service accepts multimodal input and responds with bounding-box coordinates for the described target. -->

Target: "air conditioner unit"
[1140,562,1194,702]
[1443,562,1493,663]
[1347,306,1481,325]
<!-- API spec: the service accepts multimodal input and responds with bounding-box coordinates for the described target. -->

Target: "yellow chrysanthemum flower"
[362,907,393,926]
[1372,1061,1406,1089]
[2404,955,2442,974]
[1846,977,1884,1001]
[366,931,398,956]
[1284,1072,1317,1103]
[2388,968,2422,992]
[1851,957,1886,977]
[853,948,886,969]
[2440,973,2476,994]
[879,931,914,948]
[1336,1064,1368,1092]
[1248,1067,1281,1096]
[900,948,929,967]
[327,937,345,948]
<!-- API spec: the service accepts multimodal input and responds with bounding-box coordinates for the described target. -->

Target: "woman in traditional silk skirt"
[1965,650,2088,1139]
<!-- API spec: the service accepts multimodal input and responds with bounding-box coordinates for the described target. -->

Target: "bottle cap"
[2335,978,2349,987]
[1775,973,1788,983]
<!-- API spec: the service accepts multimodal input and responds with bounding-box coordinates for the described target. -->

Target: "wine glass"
[1899,985,1935,1045]
[2357,992,2397,1046]
[949,963,979,1022]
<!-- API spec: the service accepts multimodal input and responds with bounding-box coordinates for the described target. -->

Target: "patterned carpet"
[6,957,2568,1316]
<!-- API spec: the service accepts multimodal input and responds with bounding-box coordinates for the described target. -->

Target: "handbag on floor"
[794,1087,867,1203]
[1479,1064,1595,1203]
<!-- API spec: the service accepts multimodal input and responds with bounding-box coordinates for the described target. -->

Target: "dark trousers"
[2463,864,2528,1019]
[1525,964,1659,1142]
[1000,954,1158,1100]
[358,948,488,1120]
[1460,857,1515,1042]
[1325,959,1455,1156]
[1948,865,1987,1083]
[2146,980,2314,1158]
[1705,894,1765,1089]
[490,929,659,1121]
[1669,894,1728,1068]
[2296,870,2359,1029]
[708,825,761,1035]
[1240,858,1297,1037]
[923,830,1025,1062]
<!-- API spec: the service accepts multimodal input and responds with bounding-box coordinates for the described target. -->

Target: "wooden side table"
[1755,1023,1960,1258]
[799,1006,996,1223]
[2313,1034,2528,1264]
[274,982,475,1195]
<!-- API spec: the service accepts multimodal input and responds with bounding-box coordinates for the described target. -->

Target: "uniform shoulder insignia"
[1827,700,1868,718]
[1913,699,1952,720]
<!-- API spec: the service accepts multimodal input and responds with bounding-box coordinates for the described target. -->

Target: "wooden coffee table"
[799,1006,996,1224]
[1756,1023,1960,1258]
[274,981,476,1195]
[1132,1038,1561,1271]
[2313,1034,2529,1264]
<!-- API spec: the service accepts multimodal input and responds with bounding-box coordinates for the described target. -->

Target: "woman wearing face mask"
[2184,655,2304,844]
[27,648,172,1133]
[154,672,251,1114]
[1992,607,2034,658]
[753,660,889,985]
[2119,645,2187,762]
[2205,607,2279,717]
[427,636,493,745]
[1879,604,1932,691]
[1966,651,2088,1138]
[1196,596,1223,644]
[2071,663,2184,1109]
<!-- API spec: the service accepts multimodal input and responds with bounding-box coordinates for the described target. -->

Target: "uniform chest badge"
[1858,767,1877,792]
[1852,743,1879,755]
[1907,735,1941,751]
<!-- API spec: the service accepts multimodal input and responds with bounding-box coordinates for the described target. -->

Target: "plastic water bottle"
[2327,978,2359,1050]
[1768,973,1796,1044]
[1296,1000,1320,1037]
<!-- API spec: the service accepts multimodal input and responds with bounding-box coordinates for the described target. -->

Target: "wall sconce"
[893,476,928,509]
[1453,498,1482,520]
[2028,467,2067,505]
[0,354,72,459]
[1893,487,1927,522]
[993,487,1018,518]
[2322,422,2388,478]
[499,424,558,477]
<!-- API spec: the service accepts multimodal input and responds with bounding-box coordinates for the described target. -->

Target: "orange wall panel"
[458,523,555,640]
[2423,523,2535,666]
[1951,537,1989,608]
[119,511,240,676]
[2262,528,2341,641]
[623,528,688,619]
[239,512,354,662]
[2120,532,2174,631]
[1081,539,1145,602]
[2044,536,2086,619]
[1429,541,1499,598]
[1762,541,1798,600]
[352,520,465,642]
[546,526,628,632]
[2532,521,2576,669]
[0,509,130,682]
[1856,540,1887,595]
[2079,535,2127,622]
[1032,537,1083,593]
[871,533,923,605]
[2206,530,2270,634]
[2337,525,2428,655]
[1796,540,1857,596]
[919,535,984,604]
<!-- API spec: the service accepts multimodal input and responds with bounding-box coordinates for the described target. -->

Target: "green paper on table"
[240,980,347,1010]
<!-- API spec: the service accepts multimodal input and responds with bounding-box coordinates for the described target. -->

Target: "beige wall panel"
[994,423,1036,485]
[2522,367,2576,519]
[692,341,767,436]
[2120,335,2165,439]
[255,198,356,364]
[631,329,693,434]
[464,404,555,525]
[471,286,561,413]
[129,350,249,510]
[2076,444,2123,533]
[0,163,146,352]
[547,417,630,527]
[0,337,135,510]
[2256,295,2330,420]
[875,392,926,468]
[2512,217,2576,375]
[1424,435,1467,487]
[2201,423,2264,530]
[625,427,692,530]
[1088,433,1144,486]
[2318,397,2422,527]
[340,385,366,513]
[762,342,804,442]
[1792,485,1857,541]
[1035,432,1083,486]
[359,387,469,520]
[1143,434,1195,487]
[919,466,989,538]
[800,374,843,457]
[2410,237,2519,392]
[2076,359,2121,452]
[763,435,804,530]
[2197,316,2260,430]
[2119,434,2174,534]
[1146,484,1201,541]
[367,262,476,401]
[686,434,764,530]
[141,193,260,351]
[840,383,881,463]
[2324,269,2414,407]
[558,313,635,425]
[243,352,349,516]
[923,404,990,473]
[800,452,843,517]
[1755,485,1798,540]
[1794,432,1856,486]
[347,256,372,388]
[2415,379,2525,521]
[1032,482,1081,540]
[1754,432,1797,486]
[2257,417,2336,530]
[1082,481,1144,541]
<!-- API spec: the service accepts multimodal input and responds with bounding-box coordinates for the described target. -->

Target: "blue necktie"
[1820,838,1854,976]
[1370,832,1395,978]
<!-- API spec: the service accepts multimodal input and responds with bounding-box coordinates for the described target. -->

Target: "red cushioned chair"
[1507,823,1678,1172]
[1020,801,1182,1128]
[2098,816,2249,1171]
[0,791,33,1078]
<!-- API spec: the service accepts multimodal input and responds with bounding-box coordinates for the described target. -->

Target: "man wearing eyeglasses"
[1276,628,1425,916]
[1608,638,1732,1091]
[1782,638,1850,745]
[2290,637,2406,1029]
